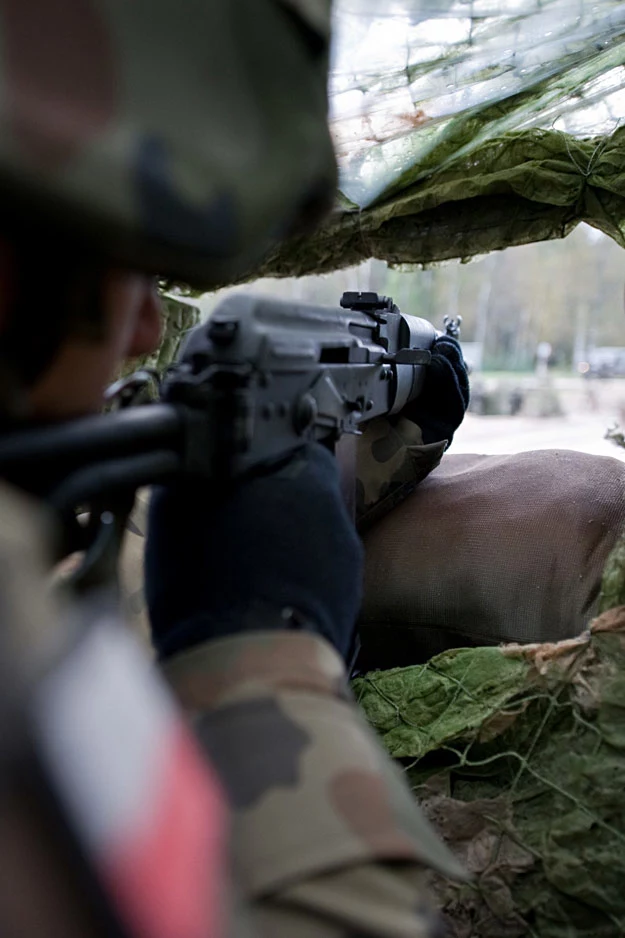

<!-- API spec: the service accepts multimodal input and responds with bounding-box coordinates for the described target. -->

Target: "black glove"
[403,335,470,448]
[145,443,363,662]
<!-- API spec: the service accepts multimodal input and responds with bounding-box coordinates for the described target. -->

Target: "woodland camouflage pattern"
[41,435,464,937]
[164,629,465,936]
[0,0,336,287]
[0,473,466,938]
[356,417,446,532]
[0,482,462,937]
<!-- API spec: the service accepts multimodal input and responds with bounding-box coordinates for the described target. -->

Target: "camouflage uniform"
[115,415,458,935]
[356,416,447,532]
[3,463,464,937]
[164,630,464,936]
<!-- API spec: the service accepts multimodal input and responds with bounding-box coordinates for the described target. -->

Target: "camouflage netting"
[249,127,625,278]
[353,609,625,937]
[226,0,625,284]
[151,295,200,370]
[118,292,200,379]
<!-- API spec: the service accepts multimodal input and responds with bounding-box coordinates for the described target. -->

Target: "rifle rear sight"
[340,291,395,318]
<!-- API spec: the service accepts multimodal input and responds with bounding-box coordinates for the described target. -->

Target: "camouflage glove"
[404,335,469,447]
[145,443,363,662]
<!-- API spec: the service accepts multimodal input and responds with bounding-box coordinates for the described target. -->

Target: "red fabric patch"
[2,0,116,167]
[102,725,227,938]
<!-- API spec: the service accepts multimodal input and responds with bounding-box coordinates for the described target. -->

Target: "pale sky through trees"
[201,222,625,373]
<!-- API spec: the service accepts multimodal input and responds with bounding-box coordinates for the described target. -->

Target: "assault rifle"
[0,291,456,580]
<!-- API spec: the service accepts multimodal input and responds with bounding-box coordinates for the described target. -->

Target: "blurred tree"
[197,224,625,373]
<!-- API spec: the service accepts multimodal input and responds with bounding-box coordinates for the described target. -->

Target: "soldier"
[0,2,468,936]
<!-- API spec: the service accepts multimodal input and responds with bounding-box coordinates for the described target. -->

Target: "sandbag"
[358,450,625,669]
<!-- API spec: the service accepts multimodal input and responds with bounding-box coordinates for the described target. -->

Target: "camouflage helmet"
[0,0,336,287]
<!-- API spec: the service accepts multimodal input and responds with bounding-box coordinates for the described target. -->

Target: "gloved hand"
[145,443,363,662]
[404,335,469,447]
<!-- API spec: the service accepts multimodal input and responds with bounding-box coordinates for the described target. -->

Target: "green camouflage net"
[225,0,625,284]
[245,126,625,279]
[118,292,200,379]
[331,1,625,209]
[353,611,625,937]
[599,431,625,612]
[599,536,625,614]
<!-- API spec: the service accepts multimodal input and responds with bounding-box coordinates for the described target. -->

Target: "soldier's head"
[0,1,335,420]
[0,233,163,419]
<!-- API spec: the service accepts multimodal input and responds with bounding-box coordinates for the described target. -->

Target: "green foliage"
[355,622,625,936]
[353,648,529,759]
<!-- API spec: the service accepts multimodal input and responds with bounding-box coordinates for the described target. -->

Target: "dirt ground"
[453,377,625,462]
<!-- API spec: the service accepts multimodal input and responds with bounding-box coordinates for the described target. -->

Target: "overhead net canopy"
[248,0,625,282]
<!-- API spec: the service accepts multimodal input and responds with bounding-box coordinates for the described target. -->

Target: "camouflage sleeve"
[162,631,465,937]
[356,417,447,532]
